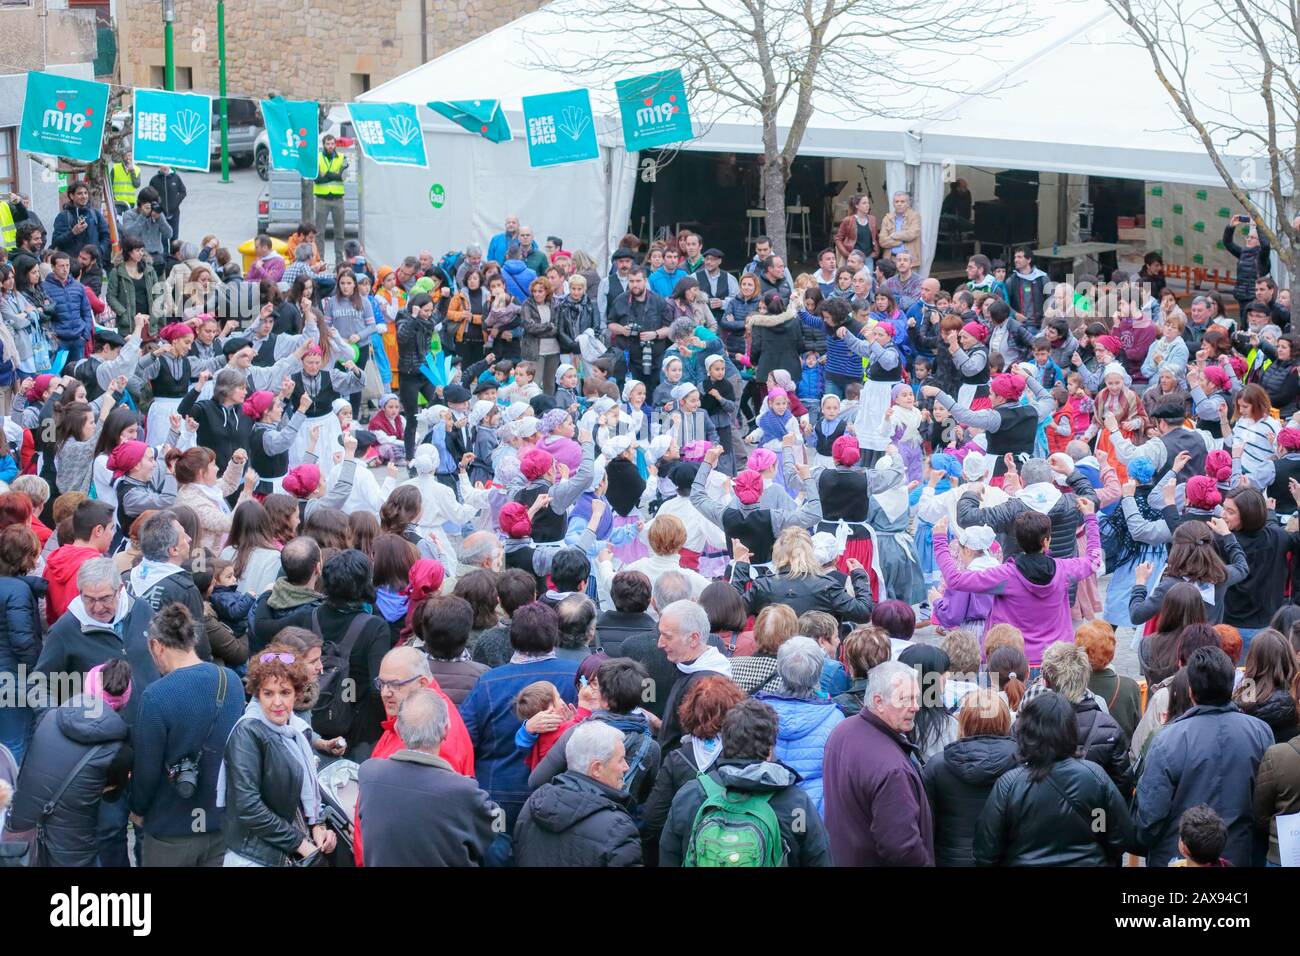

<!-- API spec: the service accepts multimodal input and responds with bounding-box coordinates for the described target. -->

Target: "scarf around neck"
[217,697,320,823]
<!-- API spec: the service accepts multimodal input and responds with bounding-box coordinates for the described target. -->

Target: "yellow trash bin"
[239,236,289,273]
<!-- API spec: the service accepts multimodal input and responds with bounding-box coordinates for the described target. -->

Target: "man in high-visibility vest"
[110,158,140,214]
[0,191,35,256]
[313,134,347,266]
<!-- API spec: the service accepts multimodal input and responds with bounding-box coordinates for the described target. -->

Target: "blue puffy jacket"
[720,294,760,354]
[41,274,92,344]
[756,692,844,817]
[502,260,537,302]
[0,575,44,675]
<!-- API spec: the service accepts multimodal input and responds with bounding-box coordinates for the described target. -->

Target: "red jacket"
[367,410,404,443]
[353,679,475,865]
[30,517,52,548]
[44,543,103,624]
[525,707,591,769]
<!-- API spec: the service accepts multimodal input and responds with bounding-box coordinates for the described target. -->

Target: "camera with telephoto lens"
[625,322,655,378]
[167,755,201,799]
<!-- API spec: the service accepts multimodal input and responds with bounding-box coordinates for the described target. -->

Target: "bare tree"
[530,0,1028,259]
[1107,0,1298,275]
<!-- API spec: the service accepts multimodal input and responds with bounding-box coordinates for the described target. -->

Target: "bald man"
[352,647,479,865]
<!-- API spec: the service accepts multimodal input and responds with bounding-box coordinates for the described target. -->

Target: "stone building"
[0,0,100,223]
[119,0,548,102]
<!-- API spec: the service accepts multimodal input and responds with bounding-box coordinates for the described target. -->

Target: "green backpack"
[682,772,787,867]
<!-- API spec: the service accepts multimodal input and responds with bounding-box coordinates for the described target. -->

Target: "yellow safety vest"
[314,151,345,198]
[0,203,14,250]
[111,163,137,205]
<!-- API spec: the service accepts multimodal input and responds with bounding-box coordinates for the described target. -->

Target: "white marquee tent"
[356,0,1274,273]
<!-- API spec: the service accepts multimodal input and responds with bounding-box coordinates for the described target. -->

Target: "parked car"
[256,119,360,238]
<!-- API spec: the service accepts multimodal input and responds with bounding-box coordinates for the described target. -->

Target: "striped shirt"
[1233,415,1281,481]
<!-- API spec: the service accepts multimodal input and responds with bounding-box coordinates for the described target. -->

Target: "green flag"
[260,97,319,178]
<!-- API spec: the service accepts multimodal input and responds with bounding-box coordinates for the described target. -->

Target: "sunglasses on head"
[258,652,296,664]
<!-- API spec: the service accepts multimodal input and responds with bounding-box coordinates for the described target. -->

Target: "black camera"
[167,755,201,799]
[625,322,655,378]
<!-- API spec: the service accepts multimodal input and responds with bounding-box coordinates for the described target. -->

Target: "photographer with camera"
[120,187,174,266]
[130,603,244,867]
[607,266,673,394]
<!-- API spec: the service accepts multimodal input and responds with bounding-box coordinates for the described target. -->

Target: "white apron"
[855,378,893,451]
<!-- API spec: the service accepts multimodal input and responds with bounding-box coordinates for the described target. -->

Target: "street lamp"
[218,0,229,183]
[162,0,175,92]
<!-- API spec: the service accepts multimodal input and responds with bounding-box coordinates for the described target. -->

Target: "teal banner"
[346,102,428,167]
[132,88,213,172]
[522,89,599,168]
[19,71,110,163]
[260,97,319,177]
[616,69,692,150]
[428,99,512,143]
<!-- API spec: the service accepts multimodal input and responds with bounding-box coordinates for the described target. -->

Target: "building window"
[0,128,17,196]
[350,73,371,97]
[149,65,193,90]
[0,1,35,8]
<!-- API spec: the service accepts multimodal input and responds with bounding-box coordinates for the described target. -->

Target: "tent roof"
[361,0,1266,187]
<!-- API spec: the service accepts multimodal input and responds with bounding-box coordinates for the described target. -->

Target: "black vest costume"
[250,421,289,494]
[1155,427,1209,486]
[290,371,342,419]
[151,355,192,398]
[818,468,871,521]
[73,356,104,402]
[1268,456,1300,516]
[985,403,1038,476]
[517,484,564,543]
[721,507,777,564]
[253,333,279,367]
[866,347,903,382]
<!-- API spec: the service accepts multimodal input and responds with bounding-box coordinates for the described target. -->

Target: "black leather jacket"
[974,758,1135,866]
[221,718,311,867]
[735,567,875,623]
[554,295,602,353]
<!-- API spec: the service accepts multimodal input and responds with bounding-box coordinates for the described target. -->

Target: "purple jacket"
[930,585,995,631]
[933,513,1101,665]
[823,710,934,866]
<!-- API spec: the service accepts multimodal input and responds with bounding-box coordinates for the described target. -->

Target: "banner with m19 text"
[19,71,110,163]
[616,69,692,150]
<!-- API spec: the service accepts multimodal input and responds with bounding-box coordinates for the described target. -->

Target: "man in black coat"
[357,689,498,866]
[148,165,187,240]
[593,570,658,657]
[513,721,642,866]
[607,267,672,392]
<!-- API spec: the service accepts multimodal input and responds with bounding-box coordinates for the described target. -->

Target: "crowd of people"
[0,184,1298,869]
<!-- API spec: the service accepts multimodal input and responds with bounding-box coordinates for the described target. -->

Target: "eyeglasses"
[82,592,118,607]
[373,675,421,692]
[258,652,296,664]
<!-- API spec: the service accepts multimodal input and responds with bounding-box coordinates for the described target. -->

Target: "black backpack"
[309,608,379,739]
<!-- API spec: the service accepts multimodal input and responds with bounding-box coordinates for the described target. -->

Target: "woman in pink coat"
[932,500,1101,667]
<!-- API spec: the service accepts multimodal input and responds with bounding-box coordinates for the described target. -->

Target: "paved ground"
[171,165,265,251]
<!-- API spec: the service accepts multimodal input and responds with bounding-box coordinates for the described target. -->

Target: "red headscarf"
[1204,449,1232,483]
[1185,475,1222,510]
[499,502,532,538]
[832,433,861,466]
[961,322,989,344]
[107,440,148,478]
[1202,365,1229,391]
[746,448,777,472]
[283,464,321,498]
[402,558,447,636]
[160,322,194,342]
[520,448,554,481]
[733,469,764,505]
[875,321,895,338]
[1096,335,1123,356]
[990,374,1025,401]
[1278,427,1300,451]
[25,373,54,403]
[241,390,276,420]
